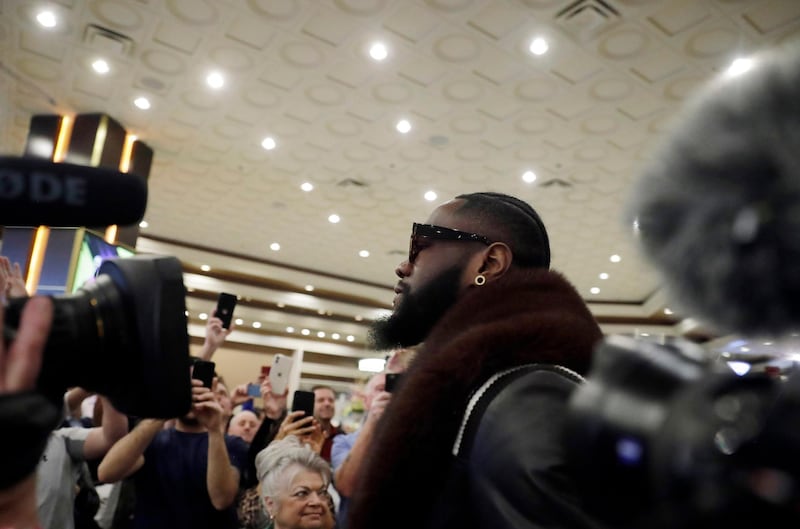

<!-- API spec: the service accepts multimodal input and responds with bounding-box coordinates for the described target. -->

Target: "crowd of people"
[1,191,609,529]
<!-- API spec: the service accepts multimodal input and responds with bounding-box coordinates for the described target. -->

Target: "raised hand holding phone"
[269,354,292,395]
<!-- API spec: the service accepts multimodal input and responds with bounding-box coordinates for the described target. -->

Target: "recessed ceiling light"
[286,326,295,333]
[199,313,208,320]
[206,71,225,89]
[358,358,385,372]
[529,37,549,56]
[277,302,286,308]
[304,285,314,292]
[252,321,262,329]
[92,59,110,74]
[590,287,600,294]
[599,273,609,280]
[346,335,355,342]
[270,242,280,251]
[610,254,621,263]
[134,97,151,110]
[740,346,750,352]
[317,331,326,338]
[139,220,149,228]
[522,170,537,183]
[640,333,650,337]
[36,10,57,28]
[328,214,340,224]
[354,315,363,322]
[664,308,673,315]
[396,119,411,134]
[331,333,340,340]
[261,136,276,150]
[184,310,189,316]
[763,342,773,346]
[359,250,370,258]
[235,318,244,325]
[318,309,326,315]
[369,42,388,61]
[424,191,438,201]
[301,329,311,336]
[727,57,753,76]
[200,264,211,272]
[301,182,314,192]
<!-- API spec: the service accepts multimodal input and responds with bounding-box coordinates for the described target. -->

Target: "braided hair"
[454,191,550,269]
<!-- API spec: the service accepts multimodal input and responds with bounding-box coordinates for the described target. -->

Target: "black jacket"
[348,268,604,529]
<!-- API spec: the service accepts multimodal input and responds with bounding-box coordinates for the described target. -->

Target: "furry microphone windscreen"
[627,45,800,337]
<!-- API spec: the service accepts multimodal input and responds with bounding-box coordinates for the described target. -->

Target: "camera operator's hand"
[0,296,53,529]
[199,313,233,360]
[0,257,29,301]
[260,378,288,420]
[192,378,224,432]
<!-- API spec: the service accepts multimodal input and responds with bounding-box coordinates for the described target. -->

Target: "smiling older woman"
[255,436,335,529]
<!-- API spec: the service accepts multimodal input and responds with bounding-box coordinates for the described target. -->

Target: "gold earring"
[474,274,486,286]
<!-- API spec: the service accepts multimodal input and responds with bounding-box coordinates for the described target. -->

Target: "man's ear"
[474,242,513,282]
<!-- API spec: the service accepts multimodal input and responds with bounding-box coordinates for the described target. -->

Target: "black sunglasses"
[408,222,492,264]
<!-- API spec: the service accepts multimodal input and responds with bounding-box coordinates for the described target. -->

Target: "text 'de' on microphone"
[0,156,147,227]
[626,44,800,336]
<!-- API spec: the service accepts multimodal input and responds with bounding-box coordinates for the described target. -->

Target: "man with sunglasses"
[349,192,605,529]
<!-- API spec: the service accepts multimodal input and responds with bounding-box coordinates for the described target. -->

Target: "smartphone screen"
[385,373,402,392]
[191,360,215,389]
[291,390,315,419]
[215,292,237,329]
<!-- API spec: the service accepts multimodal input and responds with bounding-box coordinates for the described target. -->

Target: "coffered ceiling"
[2,0,799,390]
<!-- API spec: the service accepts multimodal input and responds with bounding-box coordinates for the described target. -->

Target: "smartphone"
[270,354,292,395]
[192,360,216,389]
[291,390,315,419]
[385,373,402,393]
[215,292,237,329]
[246,383,261,397]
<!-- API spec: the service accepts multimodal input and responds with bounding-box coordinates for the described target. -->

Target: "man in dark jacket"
[349,192,605,529]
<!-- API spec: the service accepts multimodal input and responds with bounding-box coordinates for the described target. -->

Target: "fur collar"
[348,268,602,529]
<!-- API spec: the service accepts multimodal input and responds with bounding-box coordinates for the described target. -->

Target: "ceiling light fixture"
[664,308,673,315]
[133,97,151,110]
[424,191,438,201]
[139,220,149,228]
[92,59,110,74]
[610,254,621,263]
[727,57,753,77]
[369,42,388,61]
[261,136,276,150]
[301,182,314,192]
[331,333,340,340]
[235,318,244,325]
[270,242,280,251]
[36,10,57,28]
[200,264,211,272]
[346,335,356,342]
[252,322,262,329]
[522,170,537,183]
[317,331,326,338]
[286,327,295,333]
[599,273,609,280]
[396,119,411,134]
[304,285,314,292]
[359,358,385,373]
[359,250,370,258]
[206,71,225,89]
[529,37,549,56]
[328,214,340,224]
[301,329,311,336]
[199,313,208,320]
[590,287,600,294]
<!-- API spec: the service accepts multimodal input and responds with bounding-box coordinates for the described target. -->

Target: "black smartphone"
[192,360,216,389]
[215,292,237,329]
[291,390,315,419]
[385,373,402,393]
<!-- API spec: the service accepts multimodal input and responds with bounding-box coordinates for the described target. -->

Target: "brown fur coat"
[348,268,602,529]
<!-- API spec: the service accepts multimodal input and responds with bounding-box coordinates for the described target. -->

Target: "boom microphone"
[627,45,800,336]
[0,156,147,227]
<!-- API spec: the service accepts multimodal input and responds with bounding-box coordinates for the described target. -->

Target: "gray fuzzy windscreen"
[627,45,800,336]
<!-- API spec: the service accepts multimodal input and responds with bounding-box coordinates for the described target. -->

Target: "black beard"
[370,265,463,351]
